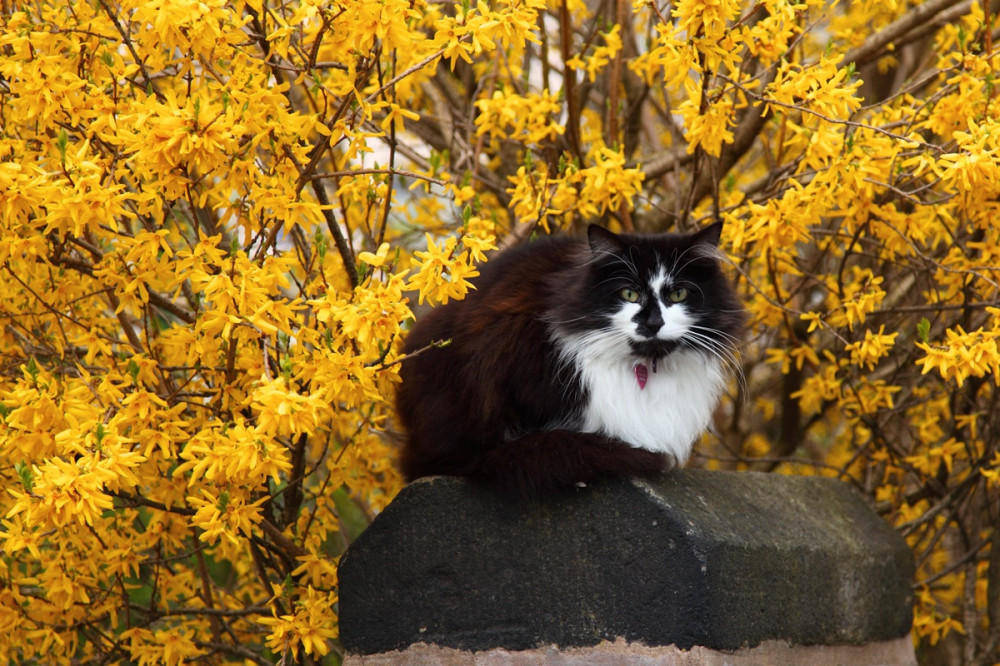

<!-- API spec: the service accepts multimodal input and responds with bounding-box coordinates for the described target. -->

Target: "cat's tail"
[459,430,674,496]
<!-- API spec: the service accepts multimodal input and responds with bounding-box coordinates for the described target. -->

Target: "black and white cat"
[396,222,745,493]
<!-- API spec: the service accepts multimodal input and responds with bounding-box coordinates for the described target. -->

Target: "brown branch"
[364,46,450,105]
[112,491,196,516]
[248,539,285,618]
[96,0,162,101]
[723,73,944,153]
[311,168,448,188]
[559,0,582,159]
[639,147,694,184]
[259,517,308,561]
[193,640,271,666]
[280,433,308,530]
[49,240,197,324]
[315,180,360,289]
[986,518,1000,662]
[646,68,775,230]
[192,528,224,642]
[843,0,971,68]
[128,603,271,618]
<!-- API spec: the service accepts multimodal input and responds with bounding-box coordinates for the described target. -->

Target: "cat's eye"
[620,288,641,303]
[668,287,689,303]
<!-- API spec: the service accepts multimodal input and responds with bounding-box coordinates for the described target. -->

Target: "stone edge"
[343,635,917,666]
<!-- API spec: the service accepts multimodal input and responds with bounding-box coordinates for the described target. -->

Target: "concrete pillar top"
[338,471,914,659]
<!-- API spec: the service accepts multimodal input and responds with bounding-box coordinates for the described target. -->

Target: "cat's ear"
[587,225,624,255]
[692,221,723,247]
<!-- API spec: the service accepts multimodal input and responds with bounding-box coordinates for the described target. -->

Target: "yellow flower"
[916,326,1000,387]
[981,453,1000,488]
[565,25,622,82]
[358,242,392,268]
[123,627,207,666]
[291,552,339,588]
[474,88,564,145]
[575,146,644,215]
[406,234,481,305]
[188,488,266,545]
[461,218,498,263]
[251,377,333,437]
[379,102,421,132]
[679,94,735,157]
[6,457,120,529]
[845,326,899,370]
[174,419,291,486]
[260,587,339,658]
[672,0,740,42]
[767,55,863,119]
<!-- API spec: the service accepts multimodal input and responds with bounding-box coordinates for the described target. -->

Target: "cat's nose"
[635,307,664,338]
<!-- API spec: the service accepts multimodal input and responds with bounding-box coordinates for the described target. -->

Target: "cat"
[395,222,746,494]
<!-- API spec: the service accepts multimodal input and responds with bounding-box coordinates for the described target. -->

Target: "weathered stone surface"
[338,471,914,656]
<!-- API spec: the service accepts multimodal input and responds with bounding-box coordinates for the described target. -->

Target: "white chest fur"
[557,332,726,463]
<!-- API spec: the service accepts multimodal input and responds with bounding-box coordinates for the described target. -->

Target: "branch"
[644,68,775,229]
[311,167,449,188]
[280,433,308,529]
[720,73,945,152]
[259,518,308,561]
[314,180,360,289]
[49,241,197,324]
[112,491,196,516]
[129,603,271,618]
[843,0,971,68]
[559,0,583,159]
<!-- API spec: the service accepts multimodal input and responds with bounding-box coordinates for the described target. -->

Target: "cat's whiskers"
[586,247,627,270]
[688,323,742,346]
[683,327,741,368]
[622,248,642,283]
[545,313,594,326]
[667,244,700,275]
[692,342,744,393]
[683,326,747,397]
[554,328,621,368]
[591,275,633,292]
[667,242,717,277]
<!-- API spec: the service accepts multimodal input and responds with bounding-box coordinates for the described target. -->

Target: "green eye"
[620,288,640,303]
[668,287,689,303]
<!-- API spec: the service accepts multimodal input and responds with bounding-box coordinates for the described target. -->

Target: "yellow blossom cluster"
[0,0,529,660]
[917,321,1000,388]
[506,144,645,232]
[474,89,566,146]
[566,25,624,82]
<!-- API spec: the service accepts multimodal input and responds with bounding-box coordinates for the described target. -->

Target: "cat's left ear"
[692,221,724,247]
[587,225,624,255]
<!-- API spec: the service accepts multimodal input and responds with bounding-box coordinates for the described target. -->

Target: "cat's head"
[554,223,745,364]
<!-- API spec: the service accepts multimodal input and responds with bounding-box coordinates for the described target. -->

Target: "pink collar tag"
[634,363,649,390]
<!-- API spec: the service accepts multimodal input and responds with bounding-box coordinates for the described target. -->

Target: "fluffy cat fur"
[395,222,745,494]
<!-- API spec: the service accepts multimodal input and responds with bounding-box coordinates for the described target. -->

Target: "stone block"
[338,471,914,657]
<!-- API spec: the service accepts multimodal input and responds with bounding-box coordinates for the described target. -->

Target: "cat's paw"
[627,448,676,479]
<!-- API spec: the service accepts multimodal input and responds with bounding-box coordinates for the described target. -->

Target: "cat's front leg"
[462,430,675,496]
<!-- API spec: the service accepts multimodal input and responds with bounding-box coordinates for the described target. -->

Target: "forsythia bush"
[1,0,998,662]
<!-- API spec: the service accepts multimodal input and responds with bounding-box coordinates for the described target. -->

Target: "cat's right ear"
[587,225,624,255]
[692,220,724,247]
